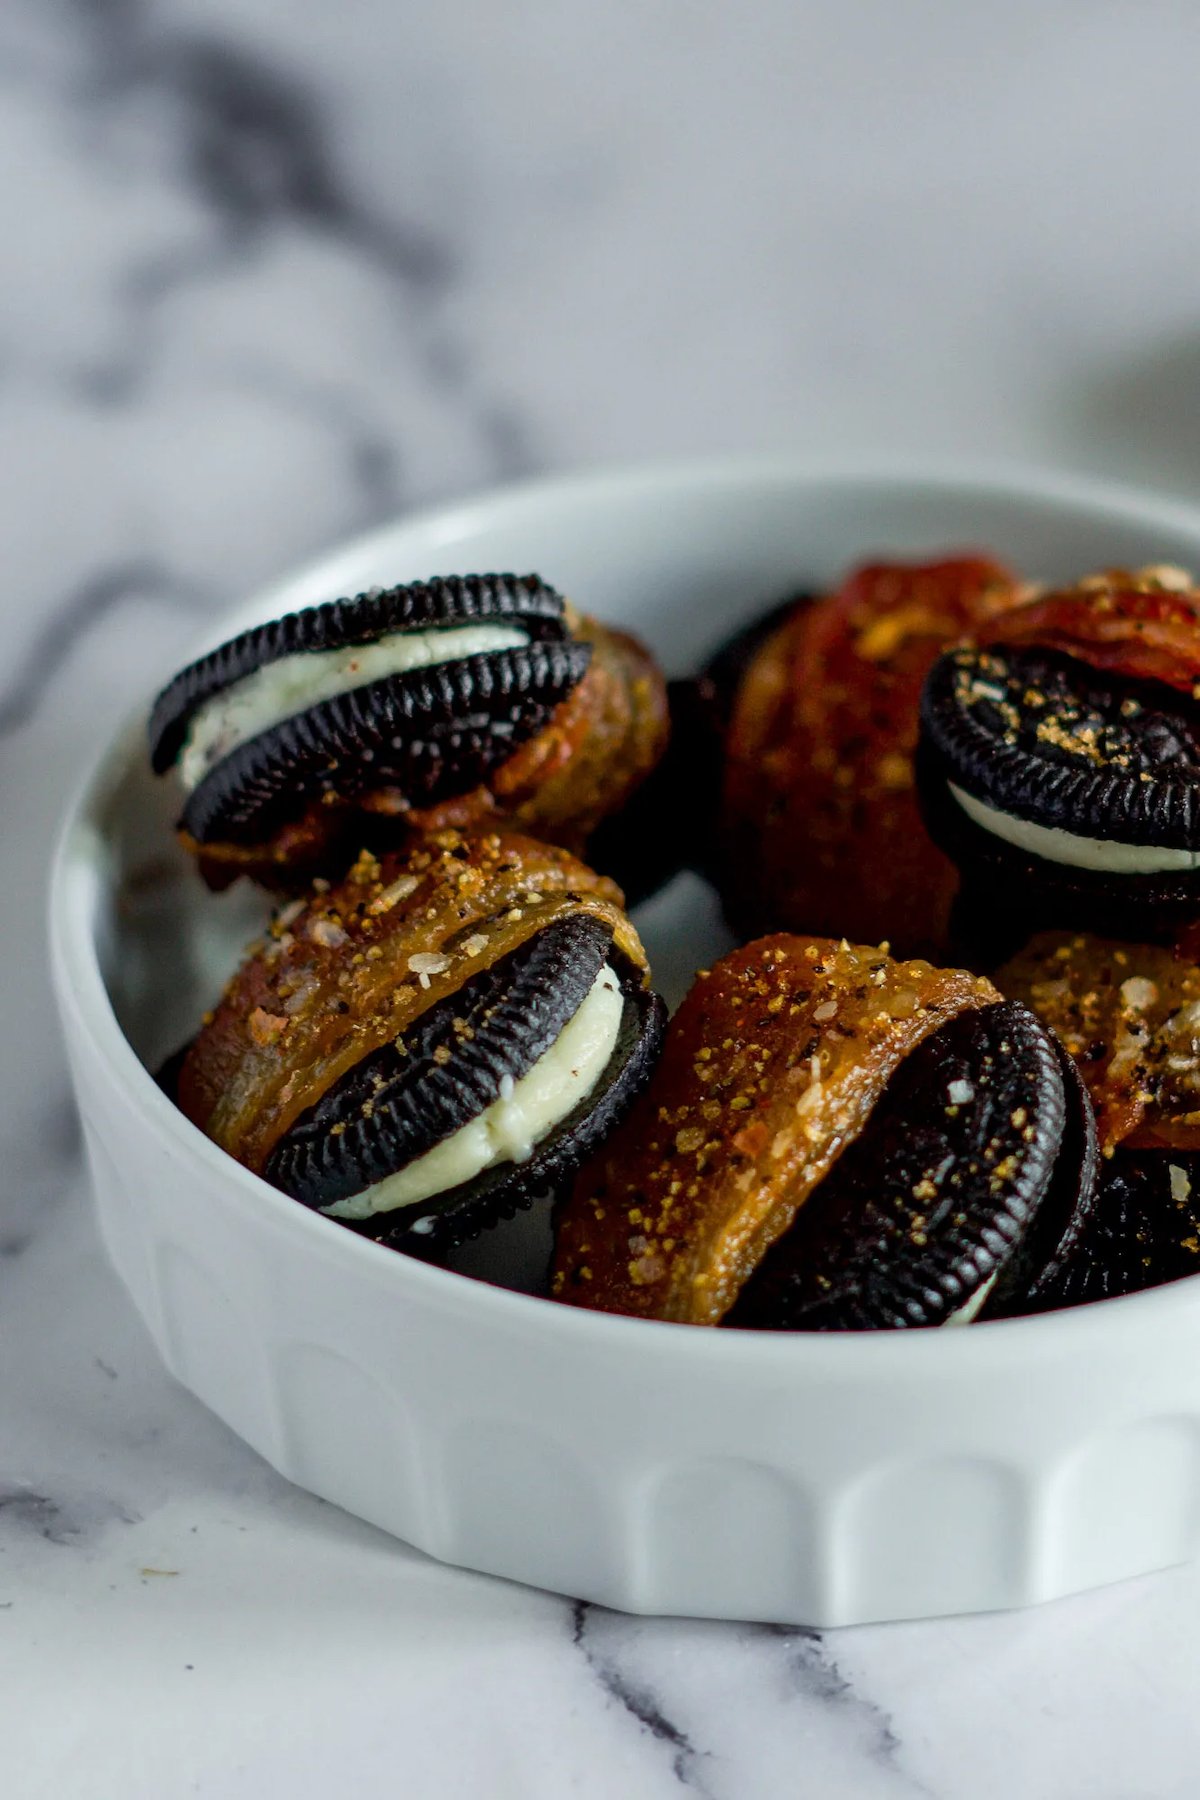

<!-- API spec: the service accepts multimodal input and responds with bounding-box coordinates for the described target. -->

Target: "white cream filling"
[948,782,1200,875]
[323,963,624,1221]
[179,622,529,791]
[944,1268,999,1326]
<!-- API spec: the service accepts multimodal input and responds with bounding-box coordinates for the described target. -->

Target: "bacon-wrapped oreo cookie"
[996,928,1200,1153]
[919,566,1200,945]
[729,1001,1098,1329]
[175,830,665,1249]
[717,557,1022,956]
[149,574,668,888]
[552,936,1096,1328]
[987,927,1200,1310]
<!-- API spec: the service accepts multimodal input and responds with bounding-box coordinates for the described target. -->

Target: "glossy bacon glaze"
[719,557,1021,955]
[998,930,1200,1153]
[177,828,650,1175]
[981,565,1200,696]
[553,935,998,1323]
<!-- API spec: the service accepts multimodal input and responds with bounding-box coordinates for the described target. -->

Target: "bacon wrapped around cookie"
[553,935,1095,1328]
[718,556,1021,956]
[176,829,666,1248]
[150,575,668,890]
[997,929,1200,1153]
[997,926,1200,1309]
[919,565,1200,948]
[980,564,1200,696]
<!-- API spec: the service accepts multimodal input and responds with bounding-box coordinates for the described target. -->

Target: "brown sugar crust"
[177,828,649,1174]
[997,930,1200,1152]
[719,558,1020,956]
[182,610,669,890]
[552,934,998,1324]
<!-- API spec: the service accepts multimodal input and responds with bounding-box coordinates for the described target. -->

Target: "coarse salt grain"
[367,875,419,914]
[408,952,449,989]
[308,918,347,949]
[1120,977,1158,1010]
[947,1079,974,1105]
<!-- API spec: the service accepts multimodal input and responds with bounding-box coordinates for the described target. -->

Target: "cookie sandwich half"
[175,829,666,1250]
[553,935,1097,1328]
[150,574,668,888]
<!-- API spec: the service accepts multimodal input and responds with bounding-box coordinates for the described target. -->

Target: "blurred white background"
[3,0,1200,623]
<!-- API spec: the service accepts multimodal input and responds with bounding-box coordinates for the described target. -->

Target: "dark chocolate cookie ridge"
[1019,1149,1200,1312]
[366,980,668,1251]
[267,911,615,1209]
[918,737,1200,950]
[980,1034,1100,1315]
[150,573,569,773]
[921,645,1200,849]
[726,1000,1068,1331]
[180,637,592,845]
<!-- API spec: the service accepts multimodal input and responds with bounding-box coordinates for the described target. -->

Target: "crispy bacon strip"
[997,929,1200,1152]
[552,935,998,1324]
[187,611,669,890]
[983,566,1200,696]
[721,556,1020,954]
[178,828,649,1174]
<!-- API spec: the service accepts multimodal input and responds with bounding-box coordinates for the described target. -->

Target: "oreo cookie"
[979,1036,1100,1316]
[727,1001,1094,1331]
[150,574,591,848]
[1016,1150,1200,1312]
[554,935,1035,1324]
[267,913,666,1247]
[174,830,667,1256]
[919,642,1200,940]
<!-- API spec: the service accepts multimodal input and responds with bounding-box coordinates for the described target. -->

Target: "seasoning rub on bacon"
[554,934,1102,1328]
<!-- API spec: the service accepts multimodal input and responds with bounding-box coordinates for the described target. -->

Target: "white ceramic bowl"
[50,460,1200,1627]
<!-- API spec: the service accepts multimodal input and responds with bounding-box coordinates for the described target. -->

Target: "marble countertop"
[6,2,1200,1794]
